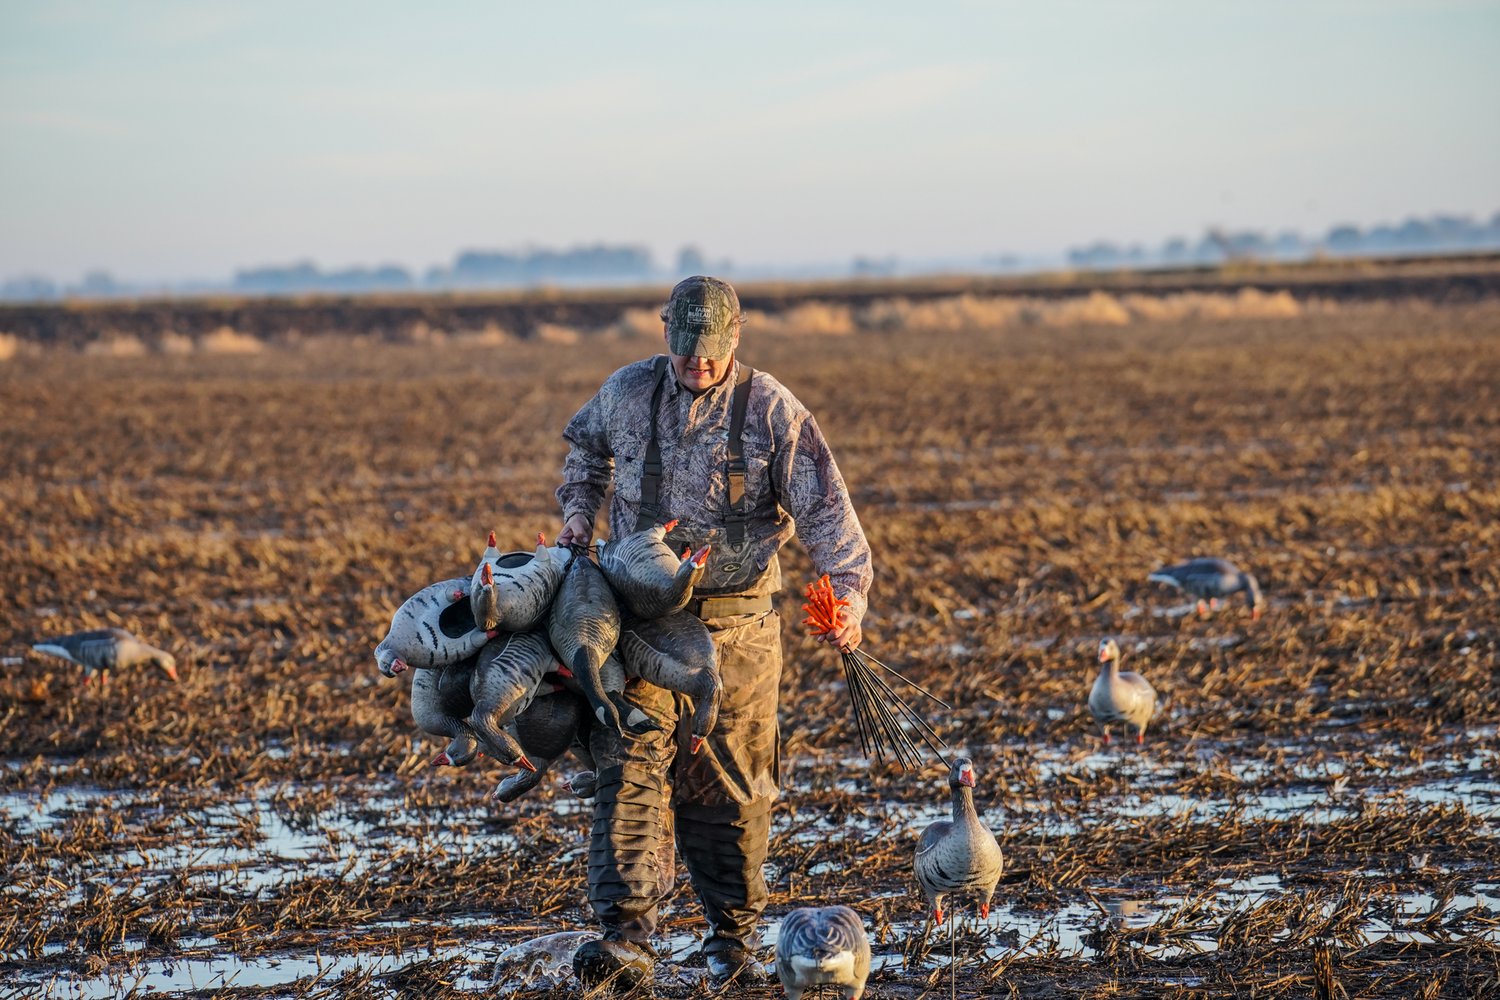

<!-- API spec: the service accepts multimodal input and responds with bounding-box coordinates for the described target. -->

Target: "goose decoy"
[914,757,1003,925]
[412,661,535,772]
[546,549,655,735]
[410,654,485,767]
[494,687,596,803]
[598,519,709,620]
[775,906,871,1000]
[412,641,543,773]
[1148,557,1263,620]
[468,630,560,771]
[1088,638,1158,745]
[31,628,178,687]
[615,609,721,753]
[472,534,570,633]
[374,577,496,676]
[469,531,505,631]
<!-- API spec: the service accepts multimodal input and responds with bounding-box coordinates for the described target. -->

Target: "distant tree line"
[1066,212,1500,269]
[6,213,1500,302]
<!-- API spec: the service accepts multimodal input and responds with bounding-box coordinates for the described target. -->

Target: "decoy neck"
[1240,572,1263,618]
[1097,638,1121,678]
[949,756,978,820]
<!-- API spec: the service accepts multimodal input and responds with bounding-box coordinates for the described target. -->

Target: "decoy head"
[950,756,976,788]
[154,652,178,682]
[1097,638,1121,664]
[374,642,405,678]
[486,530,498,549]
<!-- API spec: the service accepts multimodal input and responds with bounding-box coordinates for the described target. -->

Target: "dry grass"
[0,292,1497,998]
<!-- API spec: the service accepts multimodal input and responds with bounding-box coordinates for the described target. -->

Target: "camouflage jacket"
[557,356,872,624]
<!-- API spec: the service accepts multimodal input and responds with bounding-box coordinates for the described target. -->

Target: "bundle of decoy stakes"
[802,575,951,771]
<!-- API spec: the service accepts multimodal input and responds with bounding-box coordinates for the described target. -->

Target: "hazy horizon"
[3,1,1498,284]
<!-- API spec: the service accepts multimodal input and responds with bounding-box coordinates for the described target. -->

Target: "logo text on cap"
[686,304,713,326]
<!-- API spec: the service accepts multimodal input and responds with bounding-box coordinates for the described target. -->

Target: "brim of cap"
[667,327,735,359]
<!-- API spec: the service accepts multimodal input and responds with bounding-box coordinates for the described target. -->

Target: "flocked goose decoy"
[914,756,1004,925]
[471,533,571,633]
[375,578,495,677]
[775,905,871,1000]
[32,628,178,686]
[1148,557,1263,620]
[615,609,721,753]
[546,549,655,736]
[598,519,709,620]
[1088,638,1158,745]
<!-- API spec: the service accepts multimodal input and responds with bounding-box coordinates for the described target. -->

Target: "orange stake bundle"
[802,574,851,638]
[800,575,951,772]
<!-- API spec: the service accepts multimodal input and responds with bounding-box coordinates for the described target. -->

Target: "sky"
[2,0,1498,284]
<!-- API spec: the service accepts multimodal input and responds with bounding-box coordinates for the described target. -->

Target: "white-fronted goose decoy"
[466,629,561,774]
[598,519,709,620]
[494,687,596,803]
[914,757,1003,925]
[1089,638,1158,745]
[472,533,571,633]
[411,652,535,771]
[410,654,485,767]
[775,905,871,1000]
[546,549,655,736]
[1148,557,1263,619]
[615,609,721,753]
[374,577,495,677]
[32,628,178,686]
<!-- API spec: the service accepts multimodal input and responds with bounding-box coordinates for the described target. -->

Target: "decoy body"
[598,519,709,620]
[32,628,178,686]
[410,654,487,767]
[472,534,570,633]
[546,551,655,735]
[615,609,722,753]
[375,578,494,676]
[1148,557,1263,619]
[1089,638,1158,745]
[468,629,559,770]
[914,757,1004,925]
[494,687,596,802]
[411,632,560,773]
[775,905,871,1000]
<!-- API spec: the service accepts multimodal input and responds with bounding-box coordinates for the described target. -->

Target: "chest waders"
[585,356,780,964]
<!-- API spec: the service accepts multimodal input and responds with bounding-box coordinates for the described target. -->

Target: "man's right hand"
[557,513,593,548]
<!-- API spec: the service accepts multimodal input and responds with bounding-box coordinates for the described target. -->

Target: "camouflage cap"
[663,275,741,359]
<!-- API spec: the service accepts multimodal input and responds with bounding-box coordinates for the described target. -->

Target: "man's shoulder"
[745,367,810,424]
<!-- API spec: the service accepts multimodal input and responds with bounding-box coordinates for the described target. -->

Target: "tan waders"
[584,608,781,974]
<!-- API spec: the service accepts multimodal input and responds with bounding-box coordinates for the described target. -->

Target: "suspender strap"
[636,358,755,545]
[635,356,669,531]
[725,364,755,549]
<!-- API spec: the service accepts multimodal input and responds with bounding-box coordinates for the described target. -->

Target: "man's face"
[664,327,738,393]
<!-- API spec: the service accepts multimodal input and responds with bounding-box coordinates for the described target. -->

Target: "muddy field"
[1,288,1498,998]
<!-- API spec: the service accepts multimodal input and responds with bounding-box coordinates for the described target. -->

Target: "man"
[555,275,872,993]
